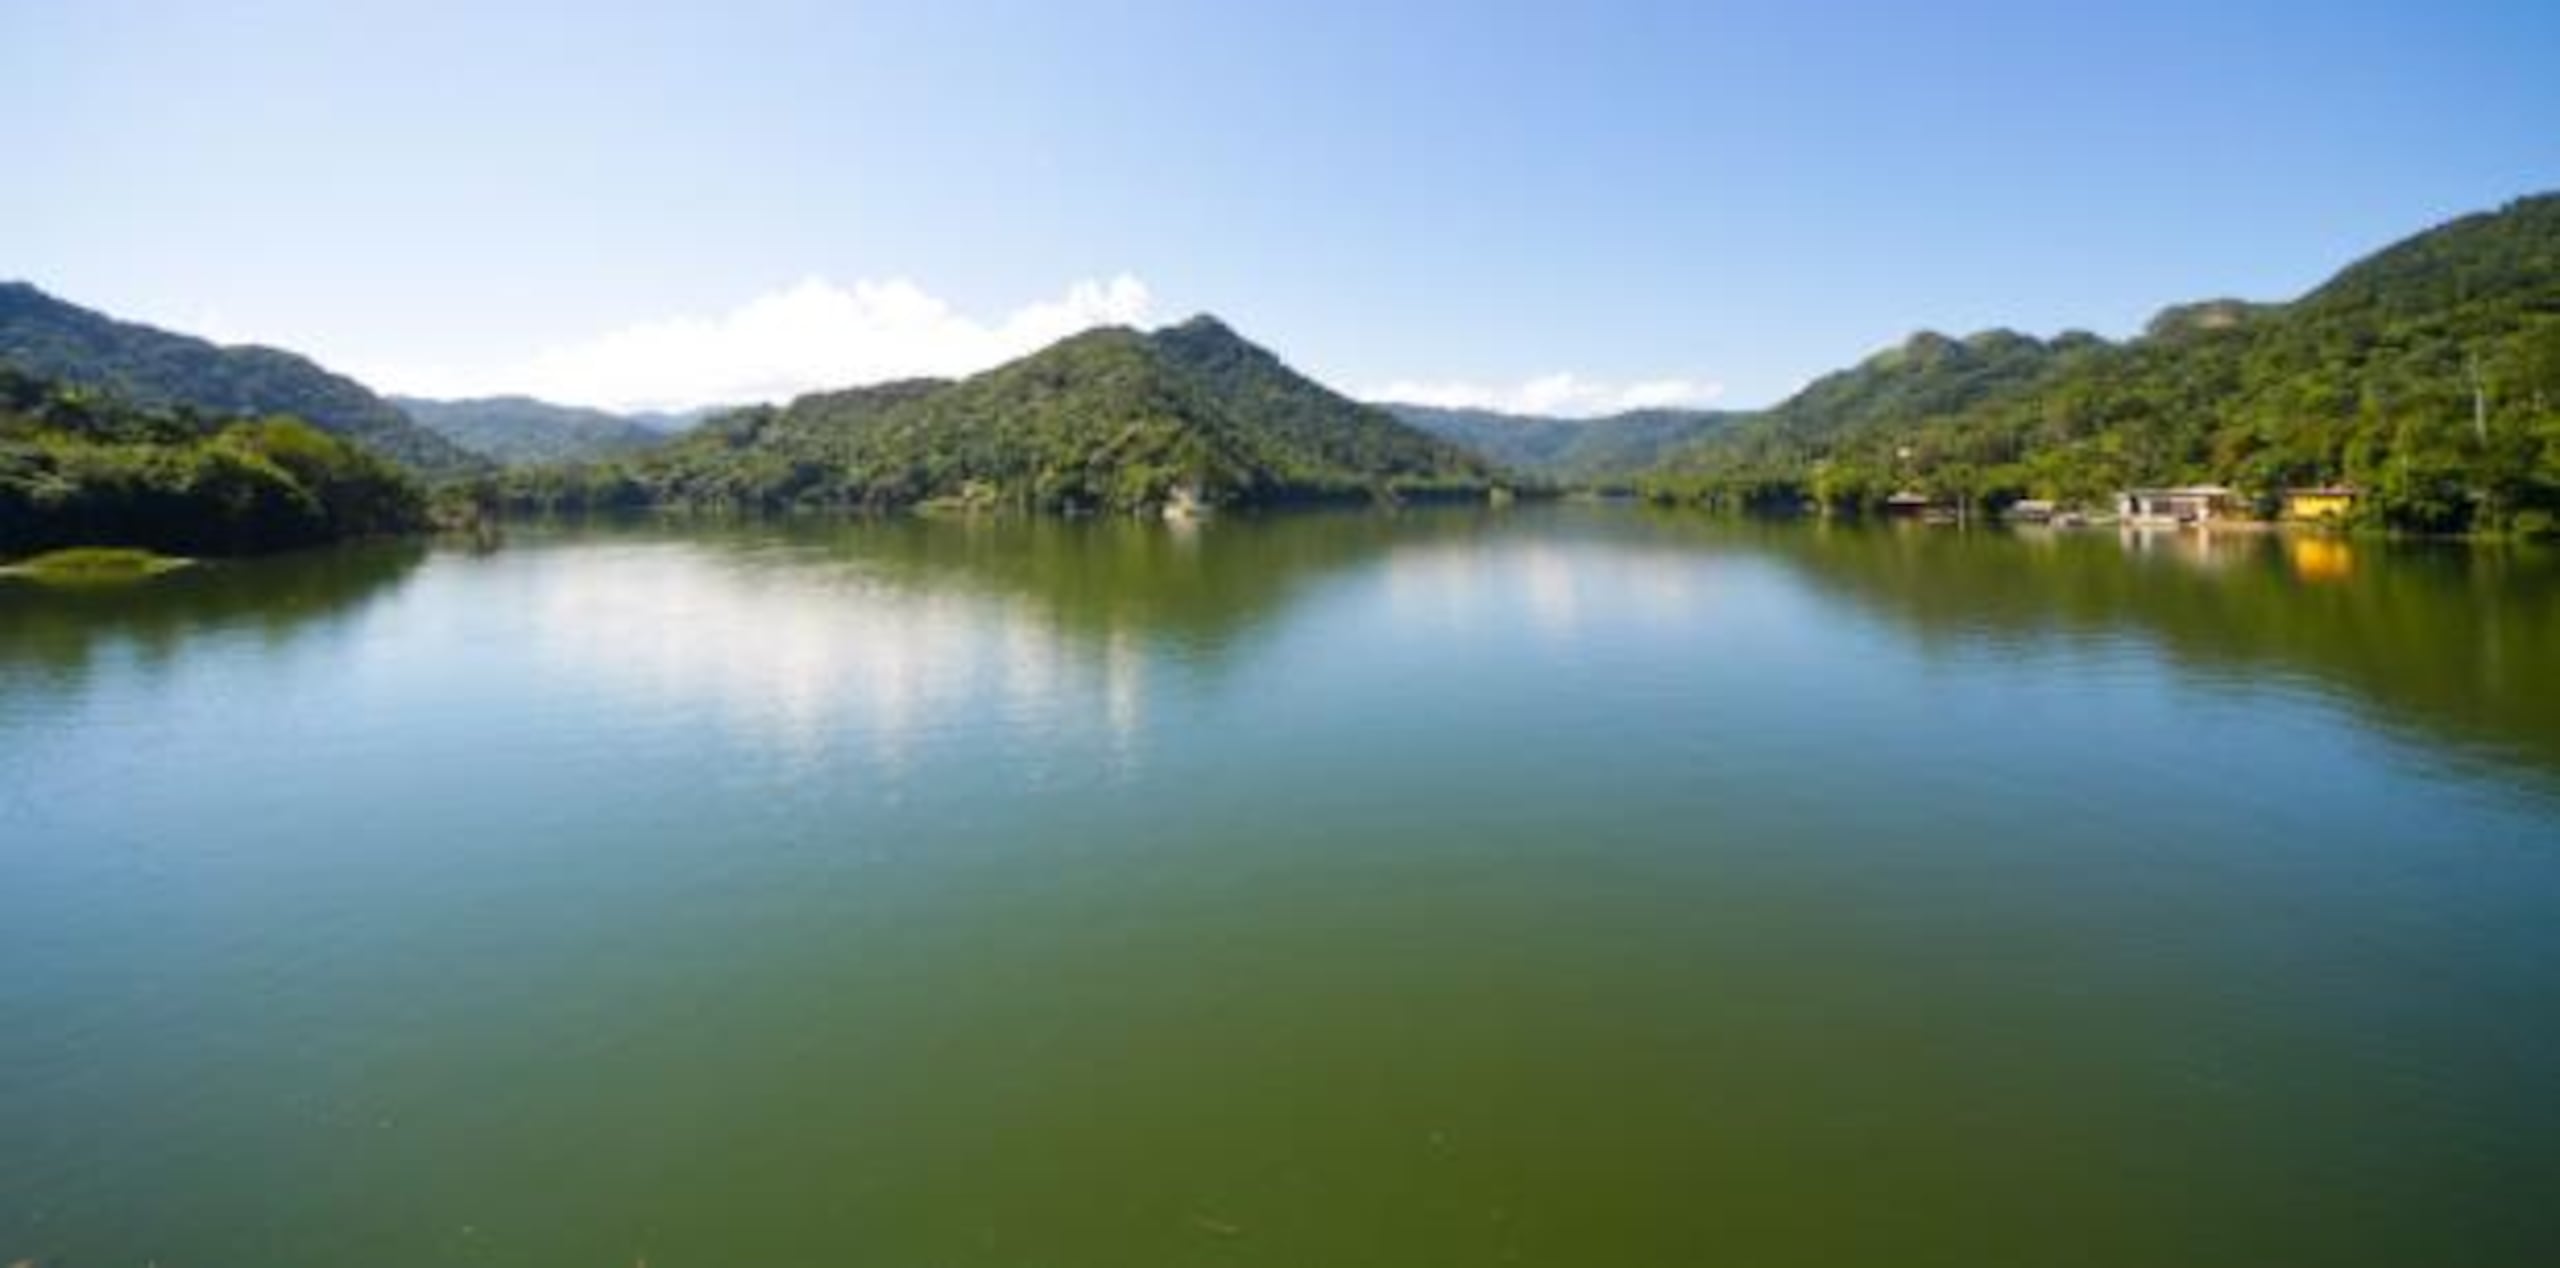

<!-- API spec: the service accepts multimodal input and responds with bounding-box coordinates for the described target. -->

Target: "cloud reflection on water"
[527,543,1150,776]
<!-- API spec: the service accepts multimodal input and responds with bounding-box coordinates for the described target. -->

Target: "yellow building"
[2283,486,2360,521]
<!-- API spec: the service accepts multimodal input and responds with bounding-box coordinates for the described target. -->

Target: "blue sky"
[6,0,2557,412]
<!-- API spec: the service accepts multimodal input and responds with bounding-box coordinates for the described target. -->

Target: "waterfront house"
[1161,482,1208,521]
[2282,486,2360,521]
[2117,485,2238,525]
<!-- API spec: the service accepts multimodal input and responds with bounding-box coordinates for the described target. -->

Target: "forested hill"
[1145,316,1487,485]
[1386,403,1739,486]
[1754,329,2093,449]
[392,395,665,467]
[1646,328,2094,505]
[1648,192,2560,534]
[0,283,486,479]
[1,362,428,557]
[498,316,1496,513]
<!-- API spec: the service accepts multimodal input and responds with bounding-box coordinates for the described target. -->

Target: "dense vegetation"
[0,363,428,558]
[1387,403,1737,486]
[620,404,728,434]
[392,395,666,467]
[1146,317,1490,486]
[1646,193,2560,535]
[15,192,2558,535]
[0,282,485,478]
[497,316,1495,513]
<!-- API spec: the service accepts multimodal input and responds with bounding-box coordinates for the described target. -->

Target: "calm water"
[4,507,2557,1266]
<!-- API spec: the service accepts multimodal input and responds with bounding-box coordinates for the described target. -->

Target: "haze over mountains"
[389,395,667,467]
[1384,404,1738,485]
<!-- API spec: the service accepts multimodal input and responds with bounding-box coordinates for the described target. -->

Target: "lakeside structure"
[2118,486,2241,527]
[2284,486,2362,521]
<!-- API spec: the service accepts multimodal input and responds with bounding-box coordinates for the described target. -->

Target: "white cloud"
[363,274,1154,412]
[1365,372,1724,418]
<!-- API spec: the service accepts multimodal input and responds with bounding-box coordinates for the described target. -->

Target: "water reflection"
[1378,530,1718,641]
[500,511,1518,769]
[521,540,1160,770]
[1650,514,2560,780]
[6,511,2554,789]
[2289,535,2355,583]
[0,542,425,692]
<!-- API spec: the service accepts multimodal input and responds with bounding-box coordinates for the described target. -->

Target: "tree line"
[1,362,428,557]
[1642,194,2560,537]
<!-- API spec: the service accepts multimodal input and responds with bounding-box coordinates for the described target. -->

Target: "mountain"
[1648,192,2560,534]
[1756,328,2094,444]
[1144,316,1489,485]
[1654,328,2090,486]
[0,282,485,479]
[1,362,427,557]
[501,316,1495,513]
[392,395,665,467]
[1386,403,1739,486]
[624,405,730,434]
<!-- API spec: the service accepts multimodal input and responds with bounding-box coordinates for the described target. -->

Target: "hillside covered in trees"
[1,363,428,557]
[392,395,666,467]
[498,316,1496,513]
[1646,193,2560,535]
[1385,403,1737,487]
[0,283,486,479]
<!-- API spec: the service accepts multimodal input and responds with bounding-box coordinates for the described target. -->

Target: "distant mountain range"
[0,283,1499,503]
[0,282,485,478]
[7,189,2554,535]
[622,405,729,434]
[1383,403,1738,486]
[503,315,1495,513]
[390,395,668,467]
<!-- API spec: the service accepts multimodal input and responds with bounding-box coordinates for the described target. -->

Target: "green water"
[3,507,2556,1266]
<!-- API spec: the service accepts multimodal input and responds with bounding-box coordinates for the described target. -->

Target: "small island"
[0,545,192,582]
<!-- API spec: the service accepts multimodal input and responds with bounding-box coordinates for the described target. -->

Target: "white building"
[2117,486,2238,525]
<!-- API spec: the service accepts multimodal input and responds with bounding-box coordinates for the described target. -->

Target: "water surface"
[4,508,2556,1266]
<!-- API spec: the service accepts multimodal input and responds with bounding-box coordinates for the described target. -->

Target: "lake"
[3,506,2556,1266]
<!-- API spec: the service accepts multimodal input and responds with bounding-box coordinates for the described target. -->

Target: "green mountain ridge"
[392,394,666,467]
[1647,192,2560,533]
[623,404,731,433]
[0,282,486,479]
[500,316,1495,513]
[1386,402,1740,485]
[11,189,2557,532]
